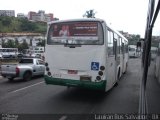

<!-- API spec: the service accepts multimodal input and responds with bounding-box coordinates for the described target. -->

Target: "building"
[17,13,26,18]
[0,10,15,17]
[28,10,54,22]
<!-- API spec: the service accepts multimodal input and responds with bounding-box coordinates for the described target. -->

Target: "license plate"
[80,75,91,81]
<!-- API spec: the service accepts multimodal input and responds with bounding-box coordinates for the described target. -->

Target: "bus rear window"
[47,21,103,45]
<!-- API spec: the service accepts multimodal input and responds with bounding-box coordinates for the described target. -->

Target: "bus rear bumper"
[44,75,106,91]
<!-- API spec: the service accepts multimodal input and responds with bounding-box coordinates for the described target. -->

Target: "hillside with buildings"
[0,10,55,22]
[0,16,47,33]
[0,10,58,33]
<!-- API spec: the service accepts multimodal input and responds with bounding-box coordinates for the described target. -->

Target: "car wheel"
[8,77,14,81]
[23,71,32,81]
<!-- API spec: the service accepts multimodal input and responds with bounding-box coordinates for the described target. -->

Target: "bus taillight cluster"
[96,66,105,81]
[45,62,51,76]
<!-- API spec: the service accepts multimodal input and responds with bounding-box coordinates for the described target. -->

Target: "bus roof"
[48,18,105,25]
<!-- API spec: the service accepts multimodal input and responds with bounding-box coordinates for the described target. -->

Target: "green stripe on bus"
[44,75,106,91]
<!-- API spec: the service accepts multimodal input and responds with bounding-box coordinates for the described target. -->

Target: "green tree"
[15,38,19,48]
[0,16,47,33]
[30,38,33,46]
[20,19,37,31]
[6,40,15,48]
[127,34,141,45]
[36,39,45,46]
[1,17,11,27]
[2,39,7,48]
[18,39,29,51]
[1,38,31,52]
[21,39,29,49]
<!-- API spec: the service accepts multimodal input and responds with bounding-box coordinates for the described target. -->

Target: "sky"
[1,0,148,37]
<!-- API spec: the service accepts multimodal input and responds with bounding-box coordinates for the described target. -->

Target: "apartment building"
[0,10,15,17]
[28,10,54,22]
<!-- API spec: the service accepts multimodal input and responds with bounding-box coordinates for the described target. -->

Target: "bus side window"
[113,39,117,57]
[114,33,119,56]
[119,37,122,54]
[122,42,125,54]
[125,41,128,53]
[107,30,114,57]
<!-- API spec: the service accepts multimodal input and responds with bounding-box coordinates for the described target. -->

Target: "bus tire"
[124,63,128,74]
[23,71,32,81]
[115,69,120,87]
[114,82,118,87]
[117,69,120,80]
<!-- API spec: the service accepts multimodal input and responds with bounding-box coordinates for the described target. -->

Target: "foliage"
[127,34,141,45]
[0,16,47,33]
[123,34,158,47]
[15,38,19,48]
[1,16,12,27]
[36,40,45,46]
[6,40,15,48]
[20,19,37,31]
[2,39,29,52]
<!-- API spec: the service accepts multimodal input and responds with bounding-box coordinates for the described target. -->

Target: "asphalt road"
[0,58,160,120]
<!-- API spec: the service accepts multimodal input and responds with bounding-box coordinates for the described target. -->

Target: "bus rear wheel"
[8,77,14,81]
[117,69,120,80]
[124,63,128,74]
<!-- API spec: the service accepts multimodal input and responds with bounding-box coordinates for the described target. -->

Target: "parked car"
[1,58,45,81]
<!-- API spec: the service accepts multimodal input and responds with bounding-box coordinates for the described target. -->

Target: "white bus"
[128,45,138,58]
[44,18,128,92]
[0,48,18,58]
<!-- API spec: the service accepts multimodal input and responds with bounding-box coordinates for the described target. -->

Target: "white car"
[0,54,3,58]
[1,58,45,81]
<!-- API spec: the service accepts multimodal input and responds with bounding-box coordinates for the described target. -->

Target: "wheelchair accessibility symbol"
[91,62,99,71]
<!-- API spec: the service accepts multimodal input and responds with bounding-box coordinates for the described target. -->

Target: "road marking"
[59,116,67,120]
[10,81,44,93]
